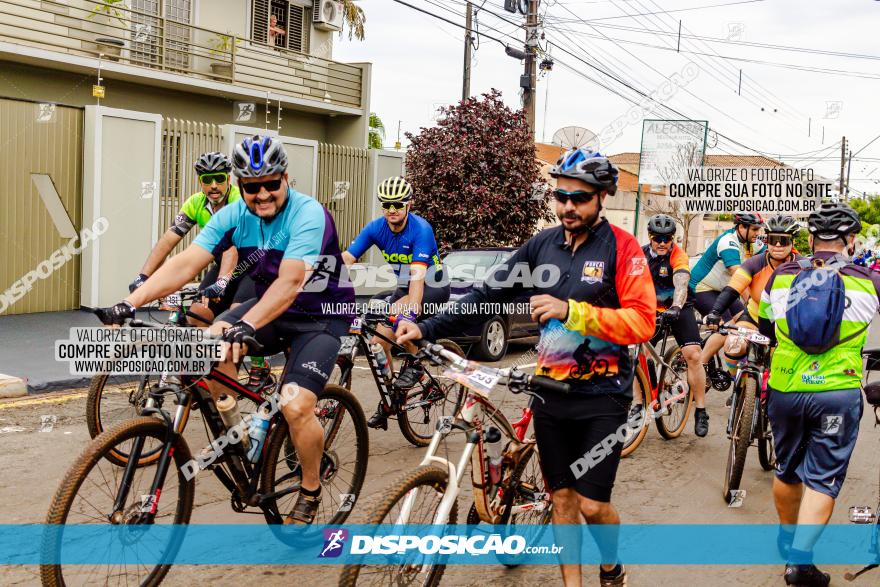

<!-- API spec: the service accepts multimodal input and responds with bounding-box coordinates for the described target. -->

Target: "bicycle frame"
[724,333,770,440]
[637,322,688,413]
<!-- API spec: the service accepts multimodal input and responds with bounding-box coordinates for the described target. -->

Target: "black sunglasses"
[381,201,409,211]
[766,234,792,247]
[650,234,673,244]
[241,178,284,195]
[553,189,599,204]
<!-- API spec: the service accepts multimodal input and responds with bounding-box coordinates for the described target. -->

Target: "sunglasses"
[199,172,228,185]
[381,201,408,212]
[766,235,792,247]
[553,189,599,204]
[241,178,284,195]
[650,234,673,244]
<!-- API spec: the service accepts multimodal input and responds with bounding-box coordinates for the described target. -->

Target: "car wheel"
[475,316,508,361]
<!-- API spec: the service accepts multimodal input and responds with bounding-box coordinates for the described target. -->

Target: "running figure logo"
[319,528,349,558]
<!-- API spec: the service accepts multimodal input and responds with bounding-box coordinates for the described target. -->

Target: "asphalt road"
[1,335,879,587]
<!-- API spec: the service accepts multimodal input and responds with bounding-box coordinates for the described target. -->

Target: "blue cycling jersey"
[193,189,354,319]
[348,213,442,285]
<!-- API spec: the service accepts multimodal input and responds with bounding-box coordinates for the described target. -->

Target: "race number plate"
[349,317,363,335]
[442,365,500,396]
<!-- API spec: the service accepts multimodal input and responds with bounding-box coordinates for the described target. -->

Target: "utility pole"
[839,137,847,197]
[845,149,853,198]
[462,1,473,101]
[522,0,539,137]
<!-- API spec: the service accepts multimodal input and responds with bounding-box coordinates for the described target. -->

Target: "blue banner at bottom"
[7,524,879,565]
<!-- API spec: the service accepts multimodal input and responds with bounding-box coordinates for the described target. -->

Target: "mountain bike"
[339,340,569,587]
[719,324,773,503]
[846,346,880,582]
[334,311,466,447]
[42,317,368,587]
[85,287,274,465]
[621,318,693,457]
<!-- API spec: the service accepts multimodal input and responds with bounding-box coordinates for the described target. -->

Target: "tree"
[644,142,705,252]
[793,228,810,255]
[368,112,384,149]
[850,194,880,227]
[342,0,366,41]
[405,89,554,251]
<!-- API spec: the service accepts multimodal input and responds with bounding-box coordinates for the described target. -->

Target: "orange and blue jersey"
[642,242,695,312]
[728,251,802,322]
[421,220,657,398]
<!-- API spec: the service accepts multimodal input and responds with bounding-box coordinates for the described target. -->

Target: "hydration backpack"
[781,255,866,355]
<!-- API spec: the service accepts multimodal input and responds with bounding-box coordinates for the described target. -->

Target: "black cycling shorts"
[532,393,629,503]
[695,290,744,322]
[653,306,701,348]
[216,298,350,396]
[200,263,256,316]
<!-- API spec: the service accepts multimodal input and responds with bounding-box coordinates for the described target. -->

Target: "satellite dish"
[551,126,599,151]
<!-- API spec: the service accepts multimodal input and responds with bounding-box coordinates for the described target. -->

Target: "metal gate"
[0,99,83,315]
[317,143,371,247]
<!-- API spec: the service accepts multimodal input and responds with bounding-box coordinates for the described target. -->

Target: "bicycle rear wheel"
[655,345,693,439]
[397,339,467,447]
[338,465,457,587]
[757,401,776,472]
[723,375,757,503]
[41,417,195,587]
[621,364,651,457]
[260,384,368,525]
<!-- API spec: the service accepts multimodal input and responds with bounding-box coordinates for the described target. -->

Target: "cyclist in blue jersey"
[342,176,450,428]
[98,135,355,525]
[690,212,764,385]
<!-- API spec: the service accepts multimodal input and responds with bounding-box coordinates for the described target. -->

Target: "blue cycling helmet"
[549,148,619,189]
[232,135,288,178]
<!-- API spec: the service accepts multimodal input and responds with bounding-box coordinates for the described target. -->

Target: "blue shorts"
[767,387,863,498]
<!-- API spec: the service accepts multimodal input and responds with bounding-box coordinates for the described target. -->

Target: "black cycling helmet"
[232,135,288,178]
[808,201,862,241]
[194,151,232,175]
[549,148,619,190]
[764,214,799,235]
[734,212,764,227]
[647,214,676,236]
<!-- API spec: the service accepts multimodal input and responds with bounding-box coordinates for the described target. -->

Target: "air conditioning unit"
[313,0,344,31]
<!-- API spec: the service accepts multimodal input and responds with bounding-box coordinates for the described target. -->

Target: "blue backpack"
[782,255,865,355]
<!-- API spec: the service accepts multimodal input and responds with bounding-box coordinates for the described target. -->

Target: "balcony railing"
[0,0,363,110]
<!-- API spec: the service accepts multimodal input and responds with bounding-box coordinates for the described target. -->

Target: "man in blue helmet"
[97,135,355,525]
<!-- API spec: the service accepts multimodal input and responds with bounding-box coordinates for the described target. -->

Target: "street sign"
[92,85,105,99]
[638,119,708,186]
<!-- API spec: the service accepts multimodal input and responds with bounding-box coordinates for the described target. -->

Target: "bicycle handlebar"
[125,318,264,353]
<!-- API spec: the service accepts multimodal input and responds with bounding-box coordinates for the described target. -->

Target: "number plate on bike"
[442,365,500,396]
[338,335,357,355]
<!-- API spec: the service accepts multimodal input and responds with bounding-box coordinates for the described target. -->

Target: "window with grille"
[130,0,192,69]
[251,0,310,53]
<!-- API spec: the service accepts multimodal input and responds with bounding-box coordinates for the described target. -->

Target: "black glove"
[200,277,228,300]
[222,320,256,345]
[96,301,136,326]
[661,306,681,323]
[704,312,722,328]
[129,273,148,293]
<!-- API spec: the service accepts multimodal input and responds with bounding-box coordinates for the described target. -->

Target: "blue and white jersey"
[689,228,764,293]
[348,212,442,286]
[194,189,354,319]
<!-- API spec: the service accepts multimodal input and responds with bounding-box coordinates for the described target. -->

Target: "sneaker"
[394,363,425,390]
[627,404,644,426]
[694,409,710,437]
[284,488,322,525]
[783,564,830,587]
[599,564,627,587]
[367,405,389,430]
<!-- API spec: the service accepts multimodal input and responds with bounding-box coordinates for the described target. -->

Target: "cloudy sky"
[335,0,880,194]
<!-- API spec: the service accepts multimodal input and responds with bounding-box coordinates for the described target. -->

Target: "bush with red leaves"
[405,89,553,252]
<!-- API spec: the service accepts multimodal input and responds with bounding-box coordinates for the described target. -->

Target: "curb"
[0,374,27,399]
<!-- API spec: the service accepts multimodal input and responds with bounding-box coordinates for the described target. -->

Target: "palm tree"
[342,0,366,41]
[368,112,385,149]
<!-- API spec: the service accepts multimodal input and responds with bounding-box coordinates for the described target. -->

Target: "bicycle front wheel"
[723,375,758,503]
[41,417,195,587]
[338,465,456,587]
[655,345,693,439]
[260,384,368,525]
[397,339,467,447]
[621,364,651,457]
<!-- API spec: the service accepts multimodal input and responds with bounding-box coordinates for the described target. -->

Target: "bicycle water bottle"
[216,394,251,450]
[246,405,271,463]
[371,343,391,380]
[484,426,503,485]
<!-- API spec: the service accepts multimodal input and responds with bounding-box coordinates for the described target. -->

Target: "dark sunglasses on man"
[199,172,228,185]
[766,234,792,247]
[553,188,600,205]
[650,234,673,244]
[241,178,284,195]
[381,201,409,211]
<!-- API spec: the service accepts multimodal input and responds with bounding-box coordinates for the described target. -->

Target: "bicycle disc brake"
[711,369,733,391]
